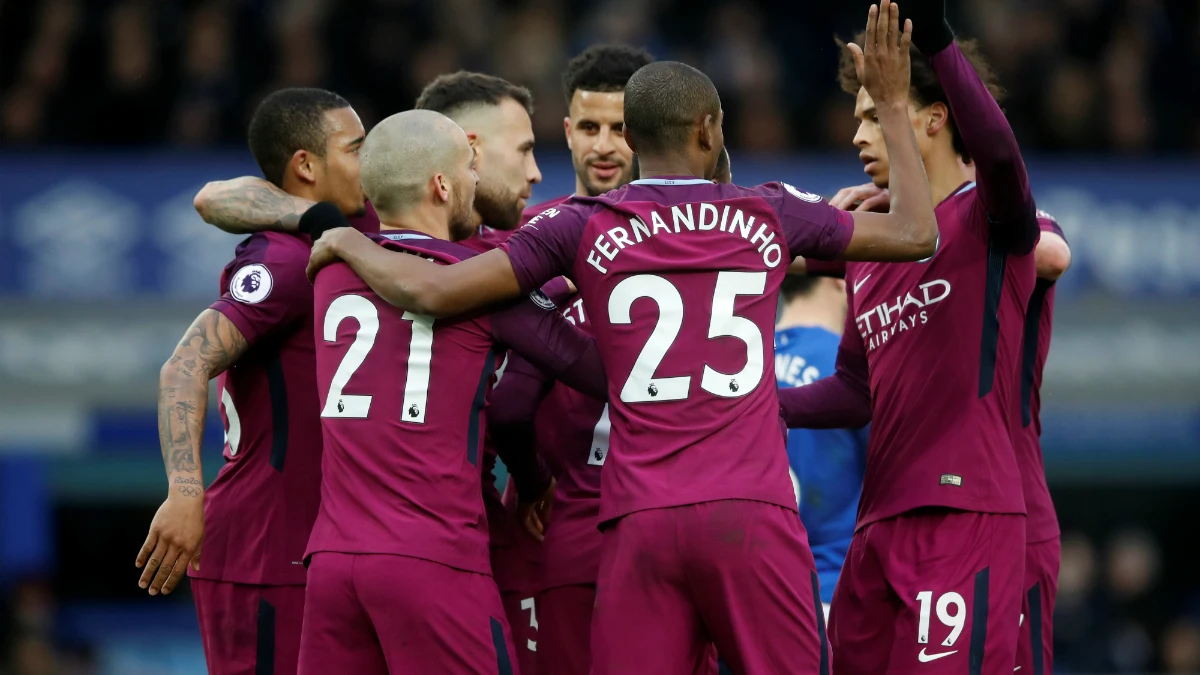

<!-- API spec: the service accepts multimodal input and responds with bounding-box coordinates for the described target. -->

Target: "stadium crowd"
[0,0,1195,153]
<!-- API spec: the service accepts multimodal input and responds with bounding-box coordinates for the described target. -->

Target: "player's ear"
[926,102,950,138]
[432,172,450,205]
[697,114,716,152]
[622,127,637,154]
[292,149,318,185]
[564,117,573,149]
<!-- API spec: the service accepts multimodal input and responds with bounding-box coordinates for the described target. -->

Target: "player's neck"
[281,178,321,206]
[776,299,844,335]
[377,209,451,241]
[636,154,706,181]
[923,147,972,207]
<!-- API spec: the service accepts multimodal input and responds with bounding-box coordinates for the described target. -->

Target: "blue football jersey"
[774,325,869,603]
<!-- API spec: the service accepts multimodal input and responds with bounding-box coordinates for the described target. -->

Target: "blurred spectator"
[4,0,1193,153]
[1162,619,1200,674]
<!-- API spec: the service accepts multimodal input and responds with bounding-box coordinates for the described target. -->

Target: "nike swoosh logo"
[852,274,872,294]
[918,648,958,663]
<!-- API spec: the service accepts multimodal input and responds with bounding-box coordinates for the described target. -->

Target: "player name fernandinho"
[582,204,786,274]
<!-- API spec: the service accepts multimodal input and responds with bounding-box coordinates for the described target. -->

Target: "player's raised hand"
[519,478,556,542]
[831,183,892,212]
[136,495,204,595]
[848,0,913,109]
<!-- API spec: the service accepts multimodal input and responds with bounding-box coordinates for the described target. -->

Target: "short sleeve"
[500,199,592,293]
[1036,209,1065,241]
[756,182,855,261]
[209,235,313,345]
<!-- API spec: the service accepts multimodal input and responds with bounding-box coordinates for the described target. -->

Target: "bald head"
[359,109,470,218]
[624,62,722,156]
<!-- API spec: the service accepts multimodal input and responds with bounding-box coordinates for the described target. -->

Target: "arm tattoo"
[158,310,250,486]
[198,177,313,235]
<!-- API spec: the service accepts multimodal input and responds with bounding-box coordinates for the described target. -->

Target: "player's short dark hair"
[624,62,721,156]
[836,33,1004,163]
[562,44,655,105]
[415,71,534,120]
[781,274,821,302]
[247,87,351,187]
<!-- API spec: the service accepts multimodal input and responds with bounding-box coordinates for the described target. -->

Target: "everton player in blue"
[775,275,869,621]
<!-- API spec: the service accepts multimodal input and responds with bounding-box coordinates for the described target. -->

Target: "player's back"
[195,231,323,586]
[307,233,498,574]
[846,182,1036,528]
[1013,212,1066,545]
[508,178,854,524]
[775,325,866,597]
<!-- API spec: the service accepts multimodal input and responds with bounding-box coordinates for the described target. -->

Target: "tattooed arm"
[193,176,313,234]
[136,309,249,595]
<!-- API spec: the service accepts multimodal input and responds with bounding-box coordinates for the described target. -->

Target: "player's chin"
[586,176,623,196]
[867,168,890,190]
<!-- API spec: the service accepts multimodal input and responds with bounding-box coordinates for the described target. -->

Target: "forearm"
[877,104,939,254]
[194,177,312,234]
[157,368,207,500]
[336,233,440,313]
[335,235,523,318]
[930,44,1032,223]
[778,374,873,429]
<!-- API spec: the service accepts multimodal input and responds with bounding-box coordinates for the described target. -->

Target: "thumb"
[848,43,866,81]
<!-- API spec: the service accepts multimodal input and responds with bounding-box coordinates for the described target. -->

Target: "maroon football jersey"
[1014,213,1066,544]
[778,42,1042,532]
[490,290,608,591]
[502,178,854,524]
[840,181,1037,529]
[192,232,323,586]
[307,231,604,574]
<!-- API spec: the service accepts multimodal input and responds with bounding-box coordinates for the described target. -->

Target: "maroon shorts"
[536,584,595,675]
[501,589,539,675]
[1016,537,1060,675]
[298,552,520,675]
[592,500,826,675]
[828,509,1025,675]
[191,579,304,675]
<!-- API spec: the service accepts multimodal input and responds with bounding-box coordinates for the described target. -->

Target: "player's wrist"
[169,474,205,500]
[874,101,912,119]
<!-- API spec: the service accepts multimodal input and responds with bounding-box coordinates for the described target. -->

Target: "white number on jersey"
[321,294,436,423]
[588,404,612,466]
[916,590,967,647]
[221,388,241,456]
[608,271,767,404]
[520,596,538,652]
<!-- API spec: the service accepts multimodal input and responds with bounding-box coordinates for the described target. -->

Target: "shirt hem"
[304,548,491,576]
[599,495,798,528]
[855,503,1027,533]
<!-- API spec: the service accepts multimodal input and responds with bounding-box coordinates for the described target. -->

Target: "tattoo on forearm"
[158,310,249,479]
[205,181,310,234]
[174,476,204,498]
